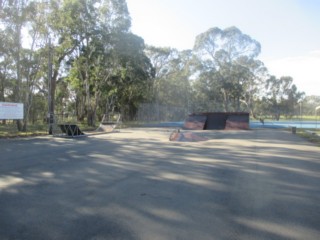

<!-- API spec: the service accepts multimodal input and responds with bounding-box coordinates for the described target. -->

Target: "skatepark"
[1,126,320,240]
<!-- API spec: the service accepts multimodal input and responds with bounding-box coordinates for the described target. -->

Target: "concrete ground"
[0,128,320,240]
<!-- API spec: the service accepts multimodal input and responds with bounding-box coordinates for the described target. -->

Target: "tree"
[144,46,193,120]
[303,95,320,116]
[145,46,177,102]
[235,56,267,117]
[264,76,304,120]
[110,33,154,120]
[0,30,14,103]
[0,0,46,130]
[64,0,153,124]
[192,26,262,111]
[1,1,311,130]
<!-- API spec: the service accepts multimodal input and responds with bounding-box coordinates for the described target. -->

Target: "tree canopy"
[0,1,309,131]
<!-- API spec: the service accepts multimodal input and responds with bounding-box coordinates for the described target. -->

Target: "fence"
[136,103,187,122]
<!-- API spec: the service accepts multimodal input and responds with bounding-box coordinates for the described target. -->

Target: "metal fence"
[136,103,187,122]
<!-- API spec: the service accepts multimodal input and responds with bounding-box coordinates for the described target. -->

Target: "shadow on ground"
[0,129,320,240]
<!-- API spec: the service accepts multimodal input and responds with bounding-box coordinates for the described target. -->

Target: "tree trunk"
[14,24,23,132]
[222,89,229,112]
[0,74,5,125]
[48,42,58,134]
[87,109,95,126]
[236,97,240,112]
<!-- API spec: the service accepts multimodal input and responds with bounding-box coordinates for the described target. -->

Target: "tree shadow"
[0,129,320,239]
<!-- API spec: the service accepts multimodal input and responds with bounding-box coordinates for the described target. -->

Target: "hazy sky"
[126,0,320,96]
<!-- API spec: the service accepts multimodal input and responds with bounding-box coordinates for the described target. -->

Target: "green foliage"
[0,122,47,138]
[145,46,192,114]
[264,76,305,119]
[1,1,317,133]
[297,129,320,147]
[303,96,320,115]
[192,26,264,112]
[1,0,155,129]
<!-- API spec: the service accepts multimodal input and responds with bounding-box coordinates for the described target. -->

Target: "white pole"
[300,101,302,128]
[316,106,320,131]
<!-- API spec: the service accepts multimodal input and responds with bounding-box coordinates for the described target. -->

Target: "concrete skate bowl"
[183,112,250,130]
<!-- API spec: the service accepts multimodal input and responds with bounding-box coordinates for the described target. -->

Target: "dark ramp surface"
[183,112,250,130]
[59,124,84,137]
[0,129,320,240]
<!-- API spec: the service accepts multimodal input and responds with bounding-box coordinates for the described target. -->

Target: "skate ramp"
[225,114,249,130]
[96,123,116,132]
[169,130,209,142]
[58,124,84,137]
[183,112,249,130]
[183,114,207,130]
[95,113,121,133]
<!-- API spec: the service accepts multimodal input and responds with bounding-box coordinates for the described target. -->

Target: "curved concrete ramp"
[169,130,209,142]
[95,124,115,132]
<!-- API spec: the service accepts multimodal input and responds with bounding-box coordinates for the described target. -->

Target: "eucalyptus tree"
[264,76,304,119]
[0,30,14,103]
[0,0,47,130]
[45,0,91,126]
[145,46,176,101]
[303,95,320,116]
[68,33,154,123]
[0,0,27,106]
[65,0,153,124]
[166,49,193,110]
[145,46,193,118]
[109,33,154,120]
[234,56,267,116]
[0,0,25,129]
[192,26,261,111]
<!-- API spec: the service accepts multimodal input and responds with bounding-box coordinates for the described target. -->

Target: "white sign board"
[0,102,24,120]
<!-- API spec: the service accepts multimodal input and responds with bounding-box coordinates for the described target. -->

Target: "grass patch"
[0,123,47,138]
[296,129,320,146]
[250,115,319,122]
[76,123,97,132]
[0,122,102,138]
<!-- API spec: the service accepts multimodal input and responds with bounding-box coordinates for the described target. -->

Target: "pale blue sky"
[126,0,320,96]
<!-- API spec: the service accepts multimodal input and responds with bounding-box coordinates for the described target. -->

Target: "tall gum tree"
[265,76,304,120]
[65,0,153,124]
[0,0,41,130]
[144,46,193,120]
[193,26,261,111]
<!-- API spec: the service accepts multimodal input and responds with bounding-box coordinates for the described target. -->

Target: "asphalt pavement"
[0,129,320,240]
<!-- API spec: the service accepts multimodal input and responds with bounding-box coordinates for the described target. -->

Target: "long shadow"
[0,129,320,240]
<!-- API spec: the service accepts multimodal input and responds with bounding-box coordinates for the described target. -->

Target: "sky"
[126,0,320,96]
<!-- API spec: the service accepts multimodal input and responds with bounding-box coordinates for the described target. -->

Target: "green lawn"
[251,115,319,121]
[0,123,48,138]
[0,122,97,138]
[296,129,320,146]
